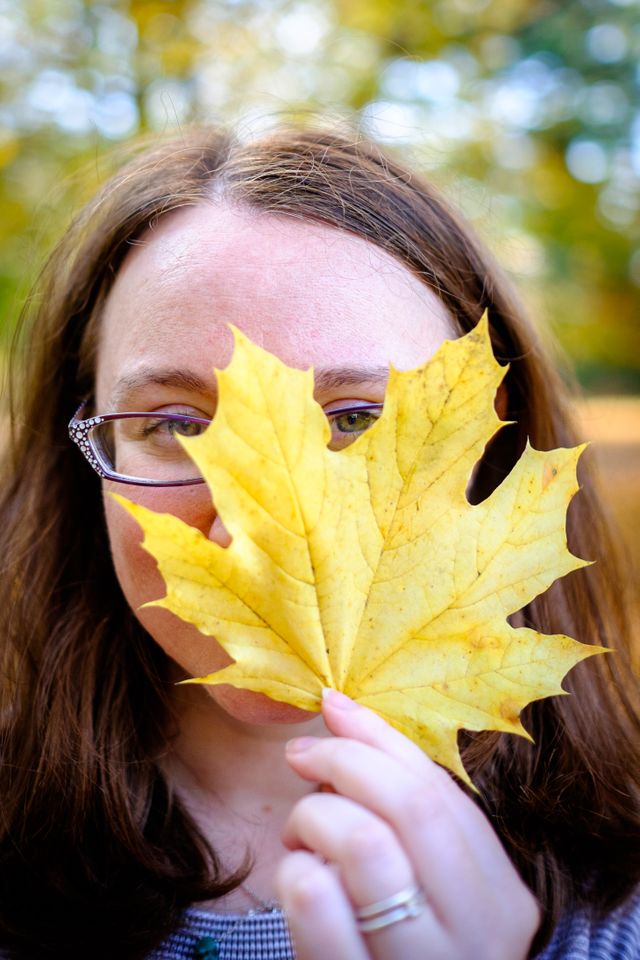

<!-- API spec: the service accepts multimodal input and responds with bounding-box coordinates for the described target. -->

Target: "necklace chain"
[242,882,279,913]
[193,884,281,960]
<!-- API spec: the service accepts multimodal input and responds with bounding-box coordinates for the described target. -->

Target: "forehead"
[95,202,454,405]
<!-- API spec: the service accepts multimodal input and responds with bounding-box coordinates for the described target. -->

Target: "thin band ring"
[354,883,427,933]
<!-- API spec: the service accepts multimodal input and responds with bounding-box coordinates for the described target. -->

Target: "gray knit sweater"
[149,891,640,959]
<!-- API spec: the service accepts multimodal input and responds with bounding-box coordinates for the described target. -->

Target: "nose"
[208,512,232,548]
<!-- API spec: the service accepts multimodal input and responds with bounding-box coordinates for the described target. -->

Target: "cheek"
[103,487,318,724]
[104,484,219,603]
[103,494,164,607]
[103,488,233,678]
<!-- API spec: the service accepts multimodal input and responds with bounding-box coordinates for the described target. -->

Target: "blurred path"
[575,397,640,657]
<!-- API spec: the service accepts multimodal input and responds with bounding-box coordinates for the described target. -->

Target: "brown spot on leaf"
[499,698,521,724]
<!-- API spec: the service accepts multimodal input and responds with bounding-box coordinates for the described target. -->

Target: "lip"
[206,684,321,727]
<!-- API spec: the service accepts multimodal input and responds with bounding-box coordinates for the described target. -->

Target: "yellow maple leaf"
[115,316,604,783]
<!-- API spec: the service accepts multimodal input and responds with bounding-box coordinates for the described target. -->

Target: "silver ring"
[354,883,427,933]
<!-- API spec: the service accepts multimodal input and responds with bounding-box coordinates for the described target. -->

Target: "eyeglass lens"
[91,416,206,483]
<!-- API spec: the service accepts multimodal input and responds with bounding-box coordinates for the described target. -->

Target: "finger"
[282,791,416,908]
[323,689,450,783]
[276,851,369,960]
[287,727,494,871]
[320,689,512,872]
[286,738,490,926]
[280,802,442,960]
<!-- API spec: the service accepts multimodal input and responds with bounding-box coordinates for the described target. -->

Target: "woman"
[0,126,638,960]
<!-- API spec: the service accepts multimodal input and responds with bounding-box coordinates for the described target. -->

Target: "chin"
[208,683,320,728]
[137,610,320,729]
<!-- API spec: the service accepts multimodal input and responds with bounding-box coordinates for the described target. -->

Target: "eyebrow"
[109,364,390,409]
[110,369,212,408]
[314,365,389,391]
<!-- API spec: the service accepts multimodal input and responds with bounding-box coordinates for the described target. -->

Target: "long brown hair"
[1,126,638,958]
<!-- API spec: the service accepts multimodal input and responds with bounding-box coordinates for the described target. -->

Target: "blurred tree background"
[0,0,638,594]
[1,0,638,391]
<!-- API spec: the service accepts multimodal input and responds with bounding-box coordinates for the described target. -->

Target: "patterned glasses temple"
[67,402,209,487]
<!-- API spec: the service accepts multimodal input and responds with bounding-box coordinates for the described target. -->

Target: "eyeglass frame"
[68,399,385,487]
[68,401,209,487]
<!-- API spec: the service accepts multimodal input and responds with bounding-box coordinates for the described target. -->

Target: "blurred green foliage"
[1,0,638,391]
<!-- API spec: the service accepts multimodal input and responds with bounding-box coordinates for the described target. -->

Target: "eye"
[326,404,383,450]
[146,417,208,439]
[140,404,211,441]
[131,412,210,450]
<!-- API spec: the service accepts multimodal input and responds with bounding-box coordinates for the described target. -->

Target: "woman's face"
[97,202,455,724]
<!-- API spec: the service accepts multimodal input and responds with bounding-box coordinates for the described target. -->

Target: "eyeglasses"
[68,402,209,487]
[68,400,384,487]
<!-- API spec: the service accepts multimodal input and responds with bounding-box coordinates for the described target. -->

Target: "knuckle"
[286,793,328,840]
[343,820,395,868]
[293,792,325,823]
[284,862,332,914]
[294,792,317,815]
[327,739,359,777]
[397,782,445,827]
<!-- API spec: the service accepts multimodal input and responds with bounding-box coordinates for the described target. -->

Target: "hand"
[276,690,540,960]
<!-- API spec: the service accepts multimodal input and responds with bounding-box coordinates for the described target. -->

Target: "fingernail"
[286,736,317,754]
[322,688,358,710]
